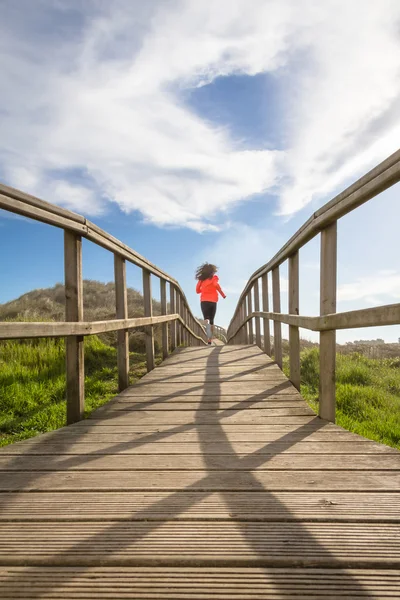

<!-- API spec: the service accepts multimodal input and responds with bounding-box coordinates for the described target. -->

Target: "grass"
[0,335,161,447]
[283,348,400,450]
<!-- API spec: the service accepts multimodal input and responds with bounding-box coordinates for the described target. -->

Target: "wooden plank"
[93,399,306,410]
[319,222,337,422]
[64,230,84,425]
[114,254,129,391]
[160,279,169,359]
[142,269,155,372]
[88,411,317,424]
[261,273,271,355]
[115,383,295,397]
[1,453,399,472]
[1,567,400,600]
[272,266,282,369]
[1,470,398,492]
[1,492,399,522]
[6,428,364,443]
[0,522,399,567]
[289,251,300,390]
[2,441,394,455]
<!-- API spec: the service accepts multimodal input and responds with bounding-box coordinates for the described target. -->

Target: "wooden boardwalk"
[1,344,400,598]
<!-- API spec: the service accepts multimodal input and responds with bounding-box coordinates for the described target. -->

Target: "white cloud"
[1,0,400,229]
[338,271,400,304]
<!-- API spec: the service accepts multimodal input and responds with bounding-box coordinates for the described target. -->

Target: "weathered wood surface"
[0,345,399,598]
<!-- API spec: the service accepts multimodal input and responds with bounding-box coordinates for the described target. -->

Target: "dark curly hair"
[195,262,218,281]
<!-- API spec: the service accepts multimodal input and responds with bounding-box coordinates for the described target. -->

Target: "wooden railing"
[213,325,228,343]
[227,149,400,423]
[0,183,211,424]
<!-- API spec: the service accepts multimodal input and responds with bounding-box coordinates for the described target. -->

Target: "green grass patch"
[284,348,400,450]
[0,335,161,447]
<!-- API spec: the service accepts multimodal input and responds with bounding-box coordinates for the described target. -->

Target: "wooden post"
[176,293,182,346]
[254,279,262,348]
[272,266,282,368]
[160,279,169,360]
[169,284,177,351]
[243,298,249,344]
[142,269,155,372]
[261,273,271,356]
[114,254,129,392]
[184,305,189,346]
[289,252,300,390]
[240,303,246,344]
[64,231,84,424]
[319,222,337,422]
[247,290,254,344]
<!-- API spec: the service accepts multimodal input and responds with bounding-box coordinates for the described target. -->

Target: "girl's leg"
[209,303,217,338]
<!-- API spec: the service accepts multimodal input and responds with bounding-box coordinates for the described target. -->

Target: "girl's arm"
[216,283,226,298]
[196,280,202,294]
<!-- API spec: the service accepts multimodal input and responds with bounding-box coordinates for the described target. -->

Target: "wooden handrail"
[227,148,400,424]
[0,183,216,424]
[229,149,400,326]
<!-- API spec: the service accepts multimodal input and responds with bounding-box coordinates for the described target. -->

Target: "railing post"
[142,269,155,372]
[272,266,282,368]
[160,279,169,360]
[261,273,271,356]
[243,298,249,344]
[254,279,262,348]
[176,293,182,346]
[289,252,300,390]
[240,303,246,344]
[114,254,129,392]
[169,284,177,351]
[319,222,337,422]
[247,290,254,344]
[64,231,84,424]
[184,305,189,346]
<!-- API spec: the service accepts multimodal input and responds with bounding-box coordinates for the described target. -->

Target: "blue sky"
[1,0,400,343]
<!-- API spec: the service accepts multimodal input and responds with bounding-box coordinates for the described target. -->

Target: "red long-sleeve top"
[196,275,226,302]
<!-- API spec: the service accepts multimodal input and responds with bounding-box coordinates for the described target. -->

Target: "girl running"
[195,263,226,345]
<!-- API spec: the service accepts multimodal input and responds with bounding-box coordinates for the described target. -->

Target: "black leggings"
[201,301,217,325]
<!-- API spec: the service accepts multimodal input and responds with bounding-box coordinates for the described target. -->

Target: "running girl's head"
[195,262,218,281]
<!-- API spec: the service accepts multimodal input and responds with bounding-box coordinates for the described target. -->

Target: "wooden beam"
[319,222,337,423]
[142,269,155,372]
[272,266,282,369]
[247,290,254,344]
[169,285,177,351]
[243,298,249,344]
[0,194,87,234]
[114,255,129,392]
[261,273,271,356]
[289,252,300,391]
[64,231,84,425]
[0,314,180,340]
[160,279,169,359]
[253,279,262,348]
[176,293,182,346]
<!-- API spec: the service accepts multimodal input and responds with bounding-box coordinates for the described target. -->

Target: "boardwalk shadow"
[0,346,373,596]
